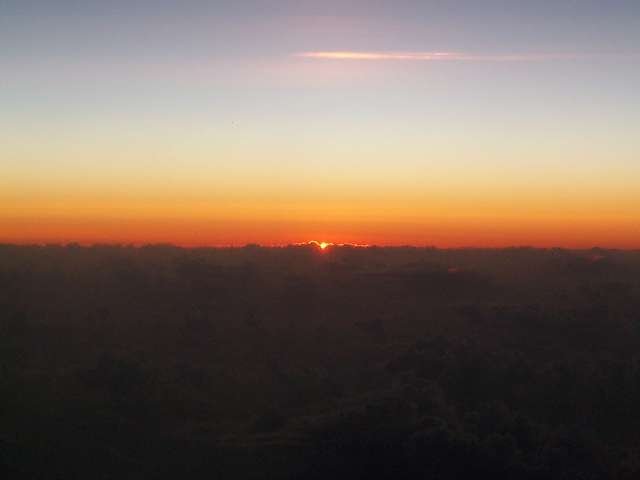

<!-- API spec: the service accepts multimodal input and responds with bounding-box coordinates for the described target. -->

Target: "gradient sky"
[2,0,639,247]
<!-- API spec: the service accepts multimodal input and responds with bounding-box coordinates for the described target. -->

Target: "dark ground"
[2,244,640,479]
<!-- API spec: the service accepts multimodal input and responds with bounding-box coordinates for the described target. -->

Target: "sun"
[295,240,336,250]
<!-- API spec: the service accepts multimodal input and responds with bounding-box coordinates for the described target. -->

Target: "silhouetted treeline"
[2,244,640,479]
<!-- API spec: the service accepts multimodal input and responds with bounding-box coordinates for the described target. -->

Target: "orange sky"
[2,155,639,247]
[2,191,639,248]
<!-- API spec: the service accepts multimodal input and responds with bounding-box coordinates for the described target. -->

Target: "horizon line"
[1,241,637,252]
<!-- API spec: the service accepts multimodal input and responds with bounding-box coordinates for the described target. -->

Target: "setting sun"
[319,242,329,250]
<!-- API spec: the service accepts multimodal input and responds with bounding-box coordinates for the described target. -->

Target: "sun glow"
[296,240,371,250]
[301,240,333,250]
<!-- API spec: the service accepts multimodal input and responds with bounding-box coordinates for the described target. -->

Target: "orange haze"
[1,215,639,248]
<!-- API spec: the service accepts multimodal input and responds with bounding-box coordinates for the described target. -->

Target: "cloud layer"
[297,51,587,61]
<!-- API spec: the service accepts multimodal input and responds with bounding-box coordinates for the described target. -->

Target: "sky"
[1,0,639,247]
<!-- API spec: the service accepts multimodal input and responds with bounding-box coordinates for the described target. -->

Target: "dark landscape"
[3,244,640,479]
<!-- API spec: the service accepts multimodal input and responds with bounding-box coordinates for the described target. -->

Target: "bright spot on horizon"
[297,240,370,249]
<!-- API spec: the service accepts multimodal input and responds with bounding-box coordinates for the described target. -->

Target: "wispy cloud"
[297,51,589,61]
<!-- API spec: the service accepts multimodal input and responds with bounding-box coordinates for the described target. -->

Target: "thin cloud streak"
[297,51,593,61]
